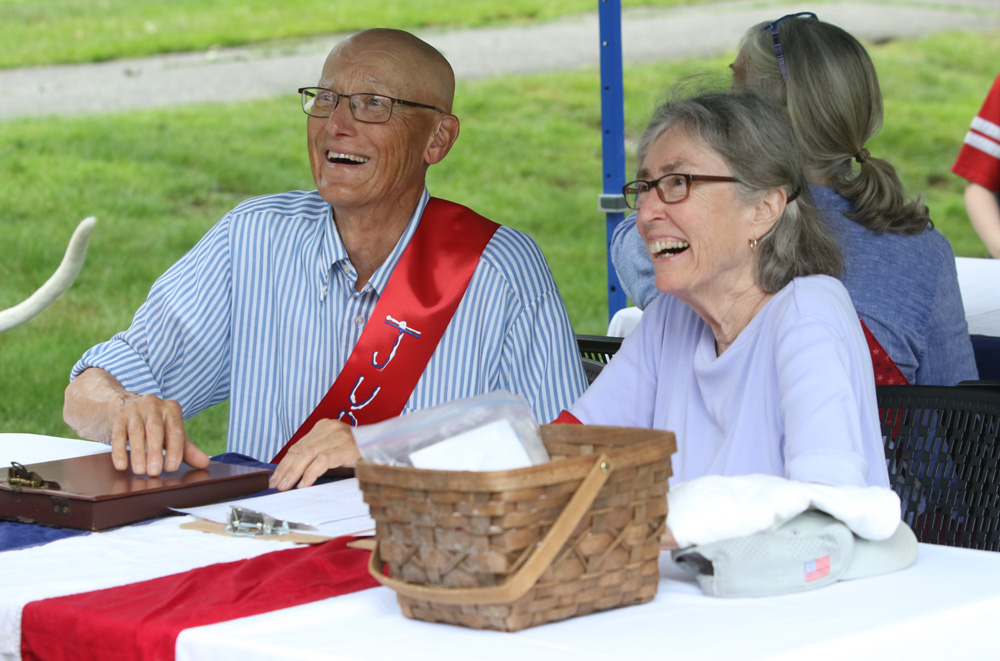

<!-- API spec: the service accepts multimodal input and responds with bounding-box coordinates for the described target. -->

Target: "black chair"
[576,334,624,384]
[576,334,623,364]
[958,379,1000,392]
[876,384,1000,551]
[579,358,606,385]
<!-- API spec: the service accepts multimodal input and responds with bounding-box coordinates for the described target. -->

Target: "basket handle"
[367,453,614,606]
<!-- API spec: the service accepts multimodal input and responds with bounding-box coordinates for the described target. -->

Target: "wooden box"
[0,454,271,531]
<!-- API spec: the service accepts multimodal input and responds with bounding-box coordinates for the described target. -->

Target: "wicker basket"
[355,424,675,632]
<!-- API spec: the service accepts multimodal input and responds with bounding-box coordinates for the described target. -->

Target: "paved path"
[1,0,998,121]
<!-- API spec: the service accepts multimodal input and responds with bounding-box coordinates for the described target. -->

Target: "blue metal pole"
[598,0,627,324]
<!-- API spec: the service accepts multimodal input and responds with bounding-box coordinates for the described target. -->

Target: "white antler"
[0,216,97,332]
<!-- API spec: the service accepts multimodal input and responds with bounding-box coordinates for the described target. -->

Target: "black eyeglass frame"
[297,87,446,123]
[765,12,818,80]
[622,173,743,210]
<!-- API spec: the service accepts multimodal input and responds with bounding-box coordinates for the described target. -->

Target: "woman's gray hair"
[637,89,842,292]
[737,16,930,234]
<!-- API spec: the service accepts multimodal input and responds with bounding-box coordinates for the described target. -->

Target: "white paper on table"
[408,418,533,470]
[172,478,375,537]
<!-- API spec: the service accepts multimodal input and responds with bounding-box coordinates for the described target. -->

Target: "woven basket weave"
[355,424,675,632]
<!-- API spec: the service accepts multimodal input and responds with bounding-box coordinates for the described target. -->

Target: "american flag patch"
[804,555,831,582]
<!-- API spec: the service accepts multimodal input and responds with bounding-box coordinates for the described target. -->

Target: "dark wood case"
[0,454,271,531]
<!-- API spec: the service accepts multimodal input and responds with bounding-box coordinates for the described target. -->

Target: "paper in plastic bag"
[354,390,548,469]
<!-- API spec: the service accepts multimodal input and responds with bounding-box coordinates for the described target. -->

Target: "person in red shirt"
[952,74,1000,259]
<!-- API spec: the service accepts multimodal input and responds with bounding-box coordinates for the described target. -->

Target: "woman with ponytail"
[612,13,977,385]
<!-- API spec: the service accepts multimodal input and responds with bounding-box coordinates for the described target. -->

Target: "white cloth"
[667,474,902,548]
[572,276,888,488]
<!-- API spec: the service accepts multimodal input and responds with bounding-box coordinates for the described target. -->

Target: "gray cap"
[672,509,918,598]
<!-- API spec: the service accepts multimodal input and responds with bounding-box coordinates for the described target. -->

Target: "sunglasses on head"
[766,12,819,79]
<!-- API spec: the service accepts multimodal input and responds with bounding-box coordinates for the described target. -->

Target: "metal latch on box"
[2,462,62,492]
[225,506,316,537]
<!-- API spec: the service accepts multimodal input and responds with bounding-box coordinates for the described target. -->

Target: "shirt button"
[355,315,365,326]
[320,285,328,296]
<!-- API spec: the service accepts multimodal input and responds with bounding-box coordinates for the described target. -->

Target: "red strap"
[20,537,376,661]
[273,198,499,463]
[859,319,909,386]
[553,410,583,424]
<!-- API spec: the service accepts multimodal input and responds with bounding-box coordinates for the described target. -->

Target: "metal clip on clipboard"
[225,506,316,537]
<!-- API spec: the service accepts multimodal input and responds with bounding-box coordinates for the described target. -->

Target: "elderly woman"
[568,90,889,489]
[611,13,977,386]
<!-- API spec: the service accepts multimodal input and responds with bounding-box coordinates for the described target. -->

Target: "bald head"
[323,28,456,113]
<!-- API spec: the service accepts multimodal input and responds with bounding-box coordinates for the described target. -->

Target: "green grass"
[0,0,702,68]
[2,22,999,456]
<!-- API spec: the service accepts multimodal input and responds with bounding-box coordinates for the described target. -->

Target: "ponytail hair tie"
[855,148,870,164]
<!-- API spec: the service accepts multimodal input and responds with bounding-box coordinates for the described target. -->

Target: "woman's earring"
[749,237,758,253]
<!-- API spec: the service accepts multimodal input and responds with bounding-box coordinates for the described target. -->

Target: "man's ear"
[424,114,460,166]
[752,187,786,237]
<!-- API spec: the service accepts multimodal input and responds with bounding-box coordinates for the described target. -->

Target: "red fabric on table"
[21,537,377,661]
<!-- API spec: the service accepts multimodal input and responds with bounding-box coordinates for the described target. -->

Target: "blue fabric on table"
[0,520,89,553]
[0,453,276,554]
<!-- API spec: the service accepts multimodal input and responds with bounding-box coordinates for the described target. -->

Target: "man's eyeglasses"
[622,173,742,209]
[766,12,818,80]
[298,87,445,124]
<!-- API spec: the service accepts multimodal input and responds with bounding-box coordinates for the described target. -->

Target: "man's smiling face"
[306,35,444,215]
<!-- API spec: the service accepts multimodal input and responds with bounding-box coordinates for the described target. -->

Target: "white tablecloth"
[4,430,1000,659]
[2,504,998,660]
[173,542,1000,660]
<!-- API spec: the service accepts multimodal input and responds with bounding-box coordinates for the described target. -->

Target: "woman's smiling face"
[635,125,760,305]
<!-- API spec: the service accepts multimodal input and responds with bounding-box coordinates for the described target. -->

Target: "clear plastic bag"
[354,390,549,470]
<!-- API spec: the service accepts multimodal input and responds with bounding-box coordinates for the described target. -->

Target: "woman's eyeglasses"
[622,173,742,209]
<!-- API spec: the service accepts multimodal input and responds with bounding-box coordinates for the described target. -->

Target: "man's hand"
[269,419,359,491]
[109,393,209,476]
[64,367,210,476]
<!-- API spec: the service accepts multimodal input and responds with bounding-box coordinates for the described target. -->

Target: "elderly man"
[64,28,586,489]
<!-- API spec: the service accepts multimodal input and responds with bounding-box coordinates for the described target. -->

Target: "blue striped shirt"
[72,189,587,460]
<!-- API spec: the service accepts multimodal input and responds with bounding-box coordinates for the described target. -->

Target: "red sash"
[860,318,909,386]
[272,198,499,463]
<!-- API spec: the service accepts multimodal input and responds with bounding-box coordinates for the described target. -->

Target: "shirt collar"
[327,188,431,296]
